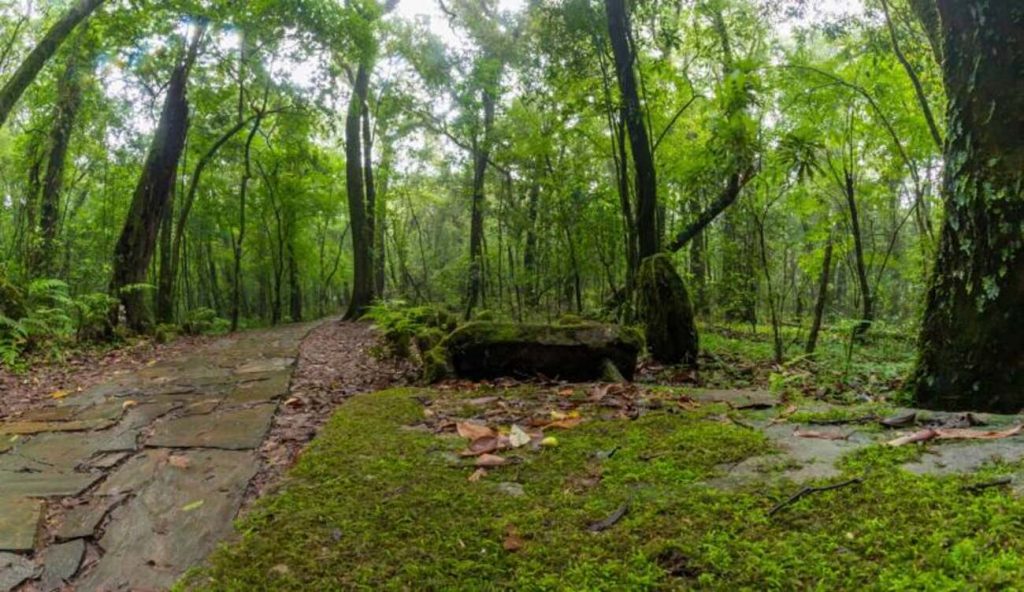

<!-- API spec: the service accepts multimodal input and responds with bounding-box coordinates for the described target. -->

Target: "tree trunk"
[523,174,540,308]
[361,95,378,299]
[464,84,495,319]
[806,232,833,355]
[344,63,373,319]
[0,0,103,129]
[844,170,873,337]
[231,115,262,331]
[288,238,302,322]
[110,29,202,332]
[605,0,657,259]
[33,47,84,277]
[914,0,1024,412]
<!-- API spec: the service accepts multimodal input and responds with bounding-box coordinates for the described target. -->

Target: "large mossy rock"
[445,322,642,381]
[637,254,698,365]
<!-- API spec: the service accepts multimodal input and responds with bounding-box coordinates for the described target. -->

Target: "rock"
[38,539,85,591]
[0,552,37,592]
[78,449,259,591]
[445,322,642,381]
[0,471,101,497]
[637,254,698,365]
[0,498,42,552]
[146,404,276,450]
[496,482,525,497]
[56,497,124,540]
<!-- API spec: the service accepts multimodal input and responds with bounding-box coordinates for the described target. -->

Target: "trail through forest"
[0,321,411,591]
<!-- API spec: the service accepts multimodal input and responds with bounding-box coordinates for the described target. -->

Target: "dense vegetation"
[0,0,1019,410]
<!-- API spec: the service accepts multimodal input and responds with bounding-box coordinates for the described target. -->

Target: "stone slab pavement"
[0,322,316,591]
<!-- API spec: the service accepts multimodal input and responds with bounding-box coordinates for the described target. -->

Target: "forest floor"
[0,320,413,592]
[183,325,1024,591]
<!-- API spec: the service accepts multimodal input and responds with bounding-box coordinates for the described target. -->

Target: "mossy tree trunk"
[913,0,1024,412]
[638,254,698,365]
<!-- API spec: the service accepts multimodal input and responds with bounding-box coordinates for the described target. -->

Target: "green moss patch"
[185,389,1024,590]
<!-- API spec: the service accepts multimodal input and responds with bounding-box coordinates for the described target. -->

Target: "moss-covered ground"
[183,377,1024,590]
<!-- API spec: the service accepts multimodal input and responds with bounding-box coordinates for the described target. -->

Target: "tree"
[913,0,1024,412]
[0,0,104,129]
[109,25,204,331]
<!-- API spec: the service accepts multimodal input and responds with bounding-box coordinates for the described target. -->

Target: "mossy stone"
[445,322,642,380]
[637,254,698,365]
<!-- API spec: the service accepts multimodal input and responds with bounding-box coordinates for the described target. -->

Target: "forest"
[0,0,1021,589]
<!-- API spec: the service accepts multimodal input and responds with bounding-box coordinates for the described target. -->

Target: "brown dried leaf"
[548,417,583,430]
[456,421,495,440]
[460,435,501,457]
[467,468,487,482]
[475,453,507,467]
[503,527,524,552]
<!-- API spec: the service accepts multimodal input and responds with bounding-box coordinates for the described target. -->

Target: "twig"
[961,476,1012,494]
[768,477,863,517]
[587,501,630,532]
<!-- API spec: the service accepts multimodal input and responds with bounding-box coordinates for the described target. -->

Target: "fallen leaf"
[467,396,499,406]
[182,500,204,512]
[793,428,849,441]
[460,435,500,456]
[547,417,583,429]
[467,468,487,482]
[677,396,699,410]
[503,529,524,552]
[557,387,575,397]
[509,425,531,448]
[475,453,507,467]
[168,455,191,469]
[880,411,917,428]
[51,390,69,399]
[457,421,495,440]
[122,400,138,410]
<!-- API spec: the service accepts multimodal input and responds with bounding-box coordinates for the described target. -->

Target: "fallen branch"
[768,477,863,517]
[961,476,1012,494]
[588,501,630,532]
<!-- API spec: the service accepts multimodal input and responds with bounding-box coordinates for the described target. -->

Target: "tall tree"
[0,0,104,129]
[109,25,204,331]
[914,0,1024,411]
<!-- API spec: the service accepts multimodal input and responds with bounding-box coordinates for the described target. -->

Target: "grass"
[184,387,1024,591]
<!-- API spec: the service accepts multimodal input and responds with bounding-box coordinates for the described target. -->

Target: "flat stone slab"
[688,389,780,408]
[227,372,291,403]
[0,471,101,497]
[0,552,38,592]
[56,497,125,540]
[0,498,42,552]
[146,404,276,450]
[78,449,259,591]
[234,357,294,374]
[39,539,85,591]
[0,417,118,436]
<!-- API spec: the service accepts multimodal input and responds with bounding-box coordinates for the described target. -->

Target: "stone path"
[0,322,316,591]
[693,390,1024,491]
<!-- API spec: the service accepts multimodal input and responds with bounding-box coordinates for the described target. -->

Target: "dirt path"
[0,320,409,591]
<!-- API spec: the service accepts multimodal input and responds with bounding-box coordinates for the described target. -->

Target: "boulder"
[445,322,642,381]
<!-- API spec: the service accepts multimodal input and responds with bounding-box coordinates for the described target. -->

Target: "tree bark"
[33,46,84,277]
[110,28,203,332]
[344,63,374,319]
[464,80,496,319]
[0,0,104,129]
[844,170,873,337]
[914,0,1024,412]
[230,114,262,331]
[605,0,657,258]
[806,232,833,355]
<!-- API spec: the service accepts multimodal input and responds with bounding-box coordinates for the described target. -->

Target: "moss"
[183,388,1024,591]
[637,255,698,365]
[421,345,452,383]
[0,272,25,320]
